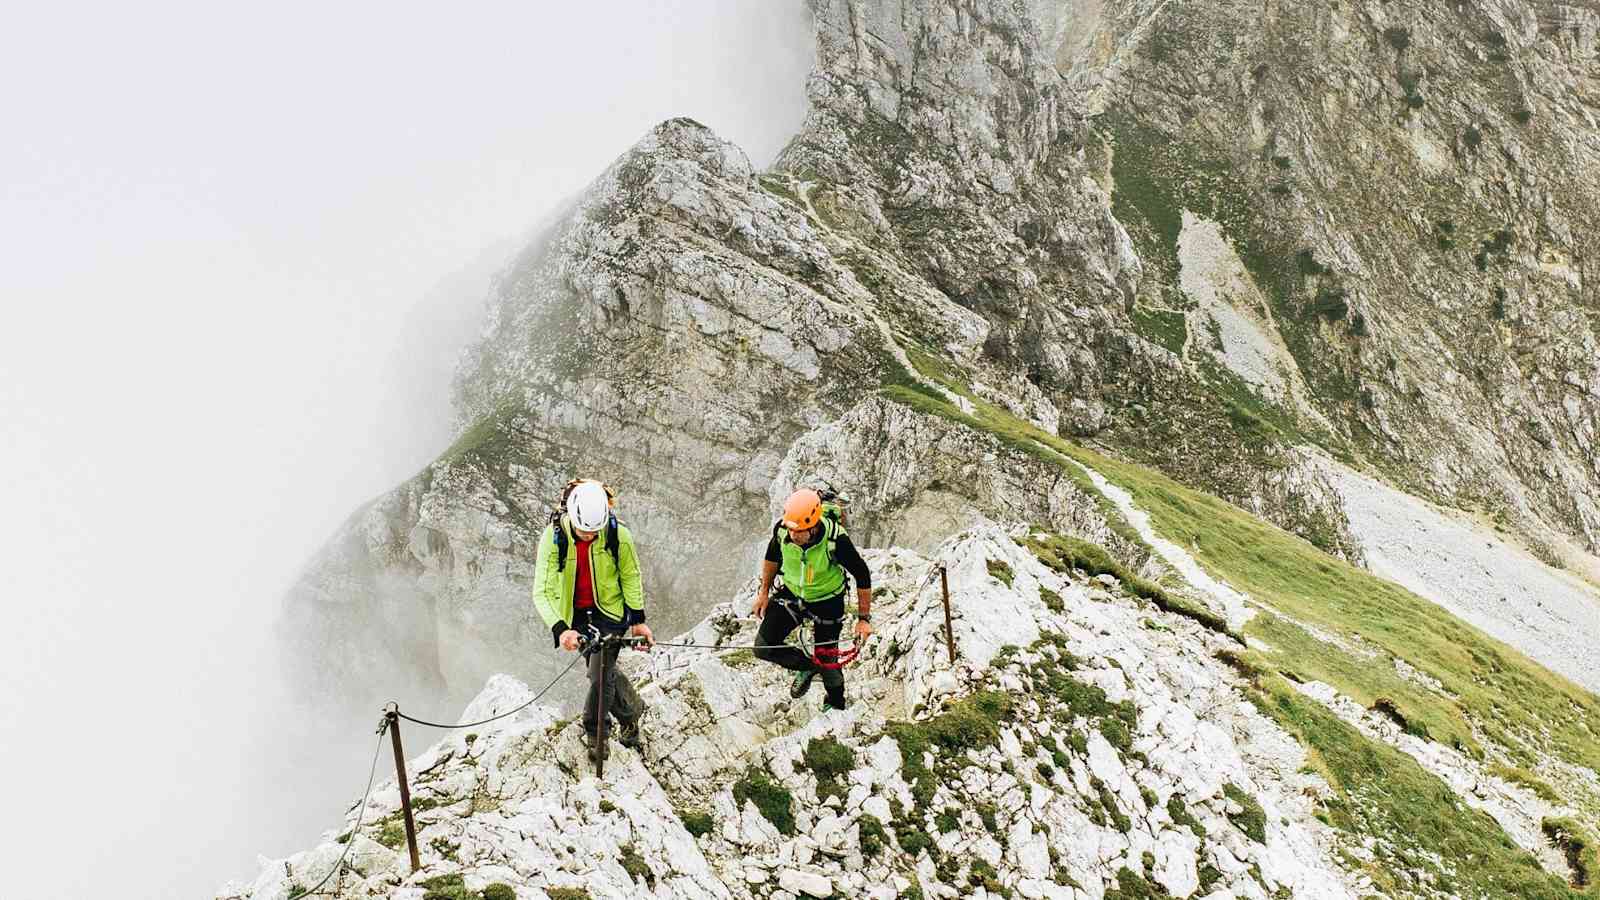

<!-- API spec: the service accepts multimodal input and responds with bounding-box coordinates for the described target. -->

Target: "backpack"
[550,480,621,571]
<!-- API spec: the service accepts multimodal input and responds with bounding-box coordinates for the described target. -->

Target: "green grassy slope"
[878,355,1600,896]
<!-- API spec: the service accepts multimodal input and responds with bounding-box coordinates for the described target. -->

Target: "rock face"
[1057,0,1600,559]
[224,524,1369,900]
[281,0,1600,707]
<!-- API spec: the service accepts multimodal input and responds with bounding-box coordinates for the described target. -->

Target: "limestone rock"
[777,869,833,898]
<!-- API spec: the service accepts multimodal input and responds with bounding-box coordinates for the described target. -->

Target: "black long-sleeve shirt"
[765,527,872,590]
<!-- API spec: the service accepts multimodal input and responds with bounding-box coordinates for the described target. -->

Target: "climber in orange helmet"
[751,487,874,711]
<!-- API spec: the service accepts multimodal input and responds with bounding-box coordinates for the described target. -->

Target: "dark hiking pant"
[755,586,845,706]
[575,611,642,737]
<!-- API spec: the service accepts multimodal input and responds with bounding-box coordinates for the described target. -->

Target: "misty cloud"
[0,2,813,897]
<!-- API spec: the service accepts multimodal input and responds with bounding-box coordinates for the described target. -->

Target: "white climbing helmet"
[565,480,611,532]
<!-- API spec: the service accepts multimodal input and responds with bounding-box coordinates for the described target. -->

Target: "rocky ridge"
[243,445,1600,897]
[225,523,1370,900]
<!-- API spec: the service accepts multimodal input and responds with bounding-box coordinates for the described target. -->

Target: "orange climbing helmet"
[781,488,823,530]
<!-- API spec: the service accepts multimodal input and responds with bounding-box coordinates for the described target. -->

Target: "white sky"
[0,2,813,897]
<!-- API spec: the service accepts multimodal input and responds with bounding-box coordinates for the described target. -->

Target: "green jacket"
[778,516,847,601]
[531,516,645,643]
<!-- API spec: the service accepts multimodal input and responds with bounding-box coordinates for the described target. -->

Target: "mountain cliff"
[264,1,1600,895]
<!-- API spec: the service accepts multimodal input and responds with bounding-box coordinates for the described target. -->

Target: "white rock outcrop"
[224,523,1369,899]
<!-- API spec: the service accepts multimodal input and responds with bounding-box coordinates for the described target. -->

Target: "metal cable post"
[939,563,956,664]
[383,705,421,873]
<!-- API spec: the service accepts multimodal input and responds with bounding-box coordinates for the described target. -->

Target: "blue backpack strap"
[550,511,568,571]
[605,513,620,561]
[606,513,626,600]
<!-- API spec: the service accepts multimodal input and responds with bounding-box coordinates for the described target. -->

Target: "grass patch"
[733,767,795,836]
[977,802,1000,833]
[1093,777,1132,832]
[720,649,758,668]
[1201,359,1312,450]
[619,845,653,888]
[545,890,591,900]
[1024,638,1140,755]
[801,736,856,802]
[1253,674,1584,897]
[1489,764,1564,805]
[1039,586,1064,613]
[1105,866,1167,899]
[1025,532,1232,637]
[894,816,935,856]
[1543,817,1598,892]
[1061,442,1600,776]
[1168,793,1206,838]
[419,874,473,900]
[375,818,406,850]
[757,173,802,206]
[904,345,974,398]
[987,557,1015,587]
[969,859,1010,896]
[859,812,889,856]
[887,691,1013,813]
[429,836,459,861]
[1223,782,1267,842]
[1131,306,1187,355]
[676,806,715,837]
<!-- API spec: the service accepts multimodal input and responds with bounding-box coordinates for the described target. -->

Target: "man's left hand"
[854,618,873,640]
[630,623,654,649]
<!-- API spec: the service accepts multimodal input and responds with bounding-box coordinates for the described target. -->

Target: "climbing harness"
[768,592,860,669]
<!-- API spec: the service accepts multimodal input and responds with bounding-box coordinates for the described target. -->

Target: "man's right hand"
[559,629,581,652]
[752,591,769,620]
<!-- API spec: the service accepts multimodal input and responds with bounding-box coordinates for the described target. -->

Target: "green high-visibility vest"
[778,516,846,601]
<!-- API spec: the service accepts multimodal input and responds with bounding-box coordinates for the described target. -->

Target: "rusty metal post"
[385,709,421,873]
[939,564,956,664]
[594,640,609,778]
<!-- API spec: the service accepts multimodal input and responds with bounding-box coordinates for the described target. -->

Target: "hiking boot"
[581,731,609,762]
[790,667,818,699]
[822,693,847,712]
[617,711,645,750]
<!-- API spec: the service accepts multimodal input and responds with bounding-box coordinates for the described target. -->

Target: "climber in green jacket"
[532,479,653,760]
[751,488,874,711]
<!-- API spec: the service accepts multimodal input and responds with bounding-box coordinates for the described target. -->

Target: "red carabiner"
[812,644,859,670]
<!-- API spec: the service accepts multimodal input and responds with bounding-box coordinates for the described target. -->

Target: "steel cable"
[299,728,387,897]
[393,653,583,730]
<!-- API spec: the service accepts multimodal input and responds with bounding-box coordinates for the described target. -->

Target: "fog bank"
[0,2,812,897]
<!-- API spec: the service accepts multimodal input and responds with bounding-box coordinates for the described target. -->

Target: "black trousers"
[755,586,845,705]
[574,608,641,736]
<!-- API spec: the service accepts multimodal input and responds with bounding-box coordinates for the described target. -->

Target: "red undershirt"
[573,535,596,609]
